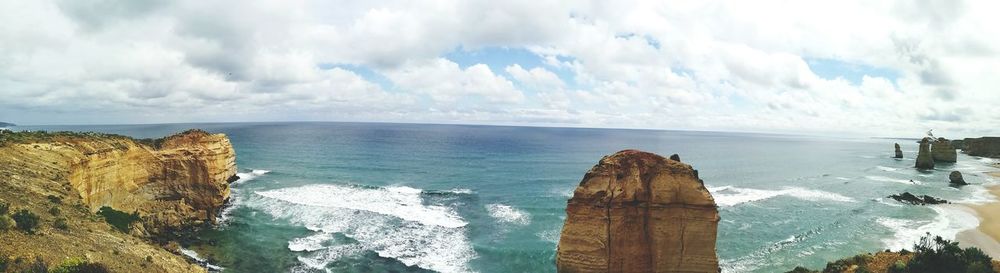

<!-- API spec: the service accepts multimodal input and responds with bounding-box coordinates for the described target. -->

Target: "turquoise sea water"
[13,122,1000,273]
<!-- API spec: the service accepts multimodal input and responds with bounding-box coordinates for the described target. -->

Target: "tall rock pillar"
[556,150,720,273]
[916,138,935,169]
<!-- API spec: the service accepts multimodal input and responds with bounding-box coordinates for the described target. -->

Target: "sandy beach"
[957,171,1000,258]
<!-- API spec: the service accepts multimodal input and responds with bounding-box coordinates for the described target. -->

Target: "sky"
[1,0,999,137]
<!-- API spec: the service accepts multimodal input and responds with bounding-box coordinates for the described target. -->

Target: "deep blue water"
[12,122,1000,273]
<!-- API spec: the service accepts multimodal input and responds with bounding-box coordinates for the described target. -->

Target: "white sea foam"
[448,188,474,194]
[235,169,271,184]
[536,229,561,243]
[218,169,272,224]
[251,184,476,273]
[179,248,224,272]
[865,175,921,185]
[486,204,531,225]
[708,186,855,207]
[955,185,997,204]
[876,166,899,172]
[289,233,332,252]
[877,205,979,251]
[256,184,466,228]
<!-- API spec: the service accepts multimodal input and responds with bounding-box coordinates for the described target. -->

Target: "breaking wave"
[708,186,855,207]
[486,203,531,226]
[251,184,476,273]
[865,175,921,185]
[877,205,979,251]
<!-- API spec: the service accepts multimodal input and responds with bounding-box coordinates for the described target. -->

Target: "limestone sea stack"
[556,150,719,273]
[931,138,957,162]
[950,171,967,185]
[915,138,935,169]
[894,143,903,158]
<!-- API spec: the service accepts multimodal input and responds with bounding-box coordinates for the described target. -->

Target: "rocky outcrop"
[888,192,948,205]
[3,129,237,235]
[0,129,235,273]
[951,139,965,150]
[931,138,957,162]
[963,137,1000,158]
[894,143,903,158]
[915,138,935,169]
[950,171,967,185]
[556,150,719,273]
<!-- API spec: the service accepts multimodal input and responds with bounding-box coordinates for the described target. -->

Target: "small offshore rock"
[949,171,967,185]
[888,192,948,205]
[893,143,903,159]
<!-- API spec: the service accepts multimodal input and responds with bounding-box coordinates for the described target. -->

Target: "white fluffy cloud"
[1,0,998,137]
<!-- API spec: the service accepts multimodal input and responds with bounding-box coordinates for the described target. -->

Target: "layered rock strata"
[963,137,1000,158]
[556,150,719,273]
[915,138,935,169]
[3,129,236,234]
[931,138,957,162]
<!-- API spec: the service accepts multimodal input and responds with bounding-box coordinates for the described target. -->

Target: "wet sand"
[956,171,1000,258]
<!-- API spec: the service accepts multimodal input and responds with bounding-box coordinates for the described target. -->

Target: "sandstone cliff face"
[5,129,236,234]
[931,138,957,163]
[557,150,719,273]
[915,138,935,169]
[963,137,1000,158]
[894,143,903,159]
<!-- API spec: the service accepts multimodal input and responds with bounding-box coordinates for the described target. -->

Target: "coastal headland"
[0,129,236,273]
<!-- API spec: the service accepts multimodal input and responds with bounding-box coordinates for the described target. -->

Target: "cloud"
[1,0,1000,137]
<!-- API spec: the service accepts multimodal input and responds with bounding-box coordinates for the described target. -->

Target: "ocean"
[12,122,1000,273]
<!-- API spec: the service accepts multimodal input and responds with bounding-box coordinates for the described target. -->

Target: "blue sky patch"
[806,58,900,85]
[445,46,580,90]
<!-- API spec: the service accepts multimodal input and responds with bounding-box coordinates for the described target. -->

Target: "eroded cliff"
[0,129,237,273]
[557,149,720,273]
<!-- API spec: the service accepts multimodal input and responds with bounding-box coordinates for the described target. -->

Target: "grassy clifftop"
[0,129,229,273]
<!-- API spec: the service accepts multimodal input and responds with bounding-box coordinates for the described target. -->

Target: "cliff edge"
[0,129,237,273]
[556,149,720,273]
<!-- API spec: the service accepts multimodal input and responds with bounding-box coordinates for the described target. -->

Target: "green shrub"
[0,215,14,231]
[97,206,139,233]
[51,257,110,273]
[54,218,69,230]
[905,234,996,273]
[12,209,40,233]
[47,195,62,204]
[0,201,9,214]
[49,207,61,216]
[0,255,8,272]
[889,260,906,273]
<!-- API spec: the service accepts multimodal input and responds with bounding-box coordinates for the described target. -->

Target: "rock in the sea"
[950,171,967,185]
[931,138,957,162]
[962,137,1000,158]
[915,138,935,169]
[894,143,903,158]
[888,192,948,205]
[556,150,719,273]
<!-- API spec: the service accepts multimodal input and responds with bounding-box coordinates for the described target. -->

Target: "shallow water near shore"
[13,122,1000,273]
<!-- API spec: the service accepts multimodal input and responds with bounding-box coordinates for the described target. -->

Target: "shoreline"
[956,171,1000,259]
